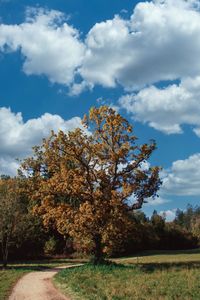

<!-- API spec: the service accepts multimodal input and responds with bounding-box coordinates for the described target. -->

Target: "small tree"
[21,106,161,263]
[191,216,200,244]
[0,177,22,268]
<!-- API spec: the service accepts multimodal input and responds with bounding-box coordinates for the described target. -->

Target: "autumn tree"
[21,106,161,264]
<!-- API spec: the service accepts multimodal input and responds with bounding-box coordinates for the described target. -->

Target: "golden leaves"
[20,105,161,256]
[82,114,88,128]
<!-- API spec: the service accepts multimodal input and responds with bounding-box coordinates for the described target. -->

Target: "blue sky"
[0,0,200,220]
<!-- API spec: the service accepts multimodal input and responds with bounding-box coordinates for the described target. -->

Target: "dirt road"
[9,264,82,300]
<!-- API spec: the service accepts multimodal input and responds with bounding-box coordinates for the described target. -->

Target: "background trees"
[21,106,161,263]
[175,205,200,246]
[0,176,55,266]
[0,177,24,267]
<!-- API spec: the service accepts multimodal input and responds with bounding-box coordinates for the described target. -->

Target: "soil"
[9,264,82,300]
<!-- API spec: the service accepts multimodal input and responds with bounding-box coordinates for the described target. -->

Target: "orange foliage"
[21,106,161,262]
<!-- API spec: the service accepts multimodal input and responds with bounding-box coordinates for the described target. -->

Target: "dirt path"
[9,264,83,300]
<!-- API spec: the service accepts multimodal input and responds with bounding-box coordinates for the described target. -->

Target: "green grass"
[54,249,200,300]
[0,258,85,300]
[0,268,27,300]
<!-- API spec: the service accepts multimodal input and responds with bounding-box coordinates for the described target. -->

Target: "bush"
[44,237,57,256]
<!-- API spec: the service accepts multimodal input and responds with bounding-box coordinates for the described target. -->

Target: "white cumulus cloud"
[0,107,83,176]
[79,0,200,90]
[162,153,200,196]
[119,76,200,135]
[1,1,200,137]
[145,197,171,207]
[2,1,200,93]
[0,8,85,86]
[159,208,177,222]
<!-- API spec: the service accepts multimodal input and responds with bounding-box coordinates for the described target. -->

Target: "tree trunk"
[92,234,105,265]
[2,252,8,268]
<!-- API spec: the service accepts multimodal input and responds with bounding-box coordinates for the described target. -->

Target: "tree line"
[0,106,199,267]
[0,180,198,266]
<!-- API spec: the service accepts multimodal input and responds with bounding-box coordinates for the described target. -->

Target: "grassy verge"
[54,249,200,300]
[0,258,85,300]
[0,268,28,300]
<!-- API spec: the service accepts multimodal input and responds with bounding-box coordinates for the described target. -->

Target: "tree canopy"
[21,106,161,263]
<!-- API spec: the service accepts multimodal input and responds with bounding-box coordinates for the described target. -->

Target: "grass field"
[54,249,200,300]
[0,259,85,300]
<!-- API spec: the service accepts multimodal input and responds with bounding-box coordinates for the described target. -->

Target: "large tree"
[21,106,161,263]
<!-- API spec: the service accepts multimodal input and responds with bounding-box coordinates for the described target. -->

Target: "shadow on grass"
[137,248,200,257]
[113,260,200,273]
[82,260,200,274]
[0,259,86,272]
[0,265,51,272]
[0,258,87,270]
[139,261,200,273]
[8,259,86,265]
[2,258,200,274]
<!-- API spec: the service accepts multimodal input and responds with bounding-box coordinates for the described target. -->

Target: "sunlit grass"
[54,249,200,300]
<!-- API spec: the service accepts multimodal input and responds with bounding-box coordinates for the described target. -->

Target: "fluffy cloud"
[145,197,170,207]
[79,0,200,90]
[119,76,200,135]
[0,157,19,177]
[79,16,130,89]
[0,8,85,86]
[159,209,177,222]
[162,153,200,196]
[0,107,83,176]
[1,1,200,137]
[2,1,200,92]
